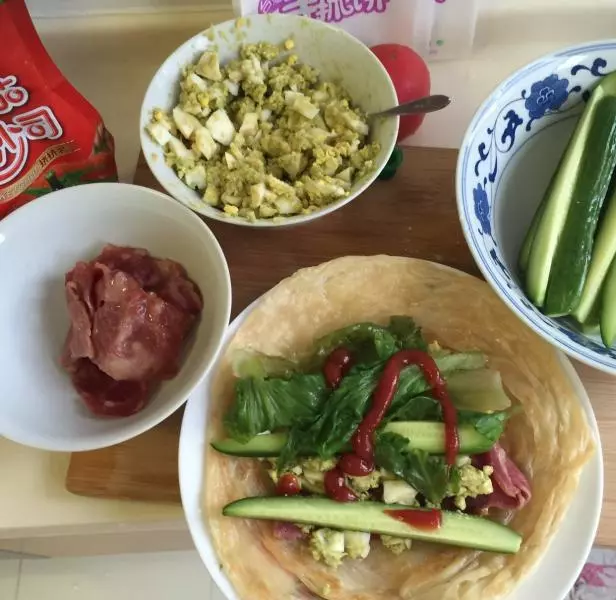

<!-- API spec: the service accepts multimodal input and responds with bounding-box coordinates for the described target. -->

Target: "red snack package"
[0,0,118,219]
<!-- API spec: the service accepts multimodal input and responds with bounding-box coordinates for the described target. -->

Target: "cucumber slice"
[574,171,616,323]
[545,98,616,316]
[223,496,522,554]
[526,72,616,309]
[518,158,563,276]
[601,256,616,346]
[518,196,547,275]
[211,421,495,457]
[383,422,493,454]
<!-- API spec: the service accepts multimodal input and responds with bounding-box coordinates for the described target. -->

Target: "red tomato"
[370,44,431,141]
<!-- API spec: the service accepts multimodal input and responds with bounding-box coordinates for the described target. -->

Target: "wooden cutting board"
[66,147,616,546]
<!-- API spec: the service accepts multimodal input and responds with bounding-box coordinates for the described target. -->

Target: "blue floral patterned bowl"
[456,40,616,374]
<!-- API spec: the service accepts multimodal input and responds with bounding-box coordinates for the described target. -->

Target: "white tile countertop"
[1,0,616,553]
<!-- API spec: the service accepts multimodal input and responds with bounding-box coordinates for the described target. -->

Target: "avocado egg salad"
[146,40,380,221]
[205,256,595,600]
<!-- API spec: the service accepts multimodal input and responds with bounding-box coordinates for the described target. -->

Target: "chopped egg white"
[197,51,222,81]
[206,109,236,145]
[146,122,171,146]
[194,126,218,159]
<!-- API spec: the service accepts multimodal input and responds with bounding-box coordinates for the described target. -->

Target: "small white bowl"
[457,40,616,374]
[0,183,231,452]
[140,14,399,228]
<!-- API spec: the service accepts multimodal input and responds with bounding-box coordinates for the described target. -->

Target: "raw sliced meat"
[469,443,532,513]
[61,245,203,417]
[69,359,150,417]
[96,244,203,315]
[273,523,305,541]
[91,266,194,381]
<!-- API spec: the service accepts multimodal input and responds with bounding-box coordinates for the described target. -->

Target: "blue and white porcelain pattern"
[456,40,616,374]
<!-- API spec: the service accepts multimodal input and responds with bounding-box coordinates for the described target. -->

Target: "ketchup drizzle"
[324,467,358,502]
[323,347,353,389]
[352,350,459,467]
[321,347,459,504]
[384,508,443,530]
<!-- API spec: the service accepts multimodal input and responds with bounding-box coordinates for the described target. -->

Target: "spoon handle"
[372,95,451,118]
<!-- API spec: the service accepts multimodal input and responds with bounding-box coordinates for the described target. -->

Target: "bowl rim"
[456,38,616,375]
[139,13,399,229]
[0,182,233,452]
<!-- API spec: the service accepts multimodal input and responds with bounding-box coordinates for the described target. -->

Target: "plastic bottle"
[232,0,478,61]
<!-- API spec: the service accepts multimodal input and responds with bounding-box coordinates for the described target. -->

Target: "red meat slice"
[96,244,203,315]
[273,522,305,541]
[61,246,203,417]
[91,265,194,381]
[468,443,532,514]
[69,359,150,417]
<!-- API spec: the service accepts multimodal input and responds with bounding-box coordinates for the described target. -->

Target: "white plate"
[180,299,603,600]
[0,183,231,452]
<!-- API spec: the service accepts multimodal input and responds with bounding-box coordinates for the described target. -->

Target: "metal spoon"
[369,94,451,119]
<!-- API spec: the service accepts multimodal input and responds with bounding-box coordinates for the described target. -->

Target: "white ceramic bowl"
[457,40,616,374]
[140,14,399,228]
[179,292,602,600]
[0,183,231,452]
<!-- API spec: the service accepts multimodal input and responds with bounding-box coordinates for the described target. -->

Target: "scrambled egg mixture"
[266,457,494,568]
[147,40,380,221]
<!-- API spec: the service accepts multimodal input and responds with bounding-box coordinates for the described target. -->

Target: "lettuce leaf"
[311,322,399,366]
[461,410,509,443]
[277,352,487,468]
[387,315,427,351]
[310,317,427,368]
[231,349,299,379]
[223,373,329,443]
[375,432,452,505]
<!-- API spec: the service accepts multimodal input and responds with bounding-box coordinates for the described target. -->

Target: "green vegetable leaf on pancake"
[460,410,509,443]
[277,353,488,468]
[387,315,428,351]
[375,432,451,505]
[312,322,398,366]
[223,373,328,443]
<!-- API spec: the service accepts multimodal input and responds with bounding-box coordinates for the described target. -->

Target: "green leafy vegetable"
[231,349,298,379]
[387,316,427,350]
[375,432,452,505]
[459,410,509,443]
[311,322,399,366]
[278,362,381,467]
[385,352,486,419]
[384,395,442,422]
[224,373,329,443]
[278,352,486,468]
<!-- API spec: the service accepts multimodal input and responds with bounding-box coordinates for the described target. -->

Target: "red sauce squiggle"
[385,508,443,530]
[339,453,374,476]
[324,467,358,502]
[352,349,459,467]
[323,348,458,503]
[323,347,353,389]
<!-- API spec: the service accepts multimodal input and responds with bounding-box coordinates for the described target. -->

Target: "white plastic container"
[232,0,478,60]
